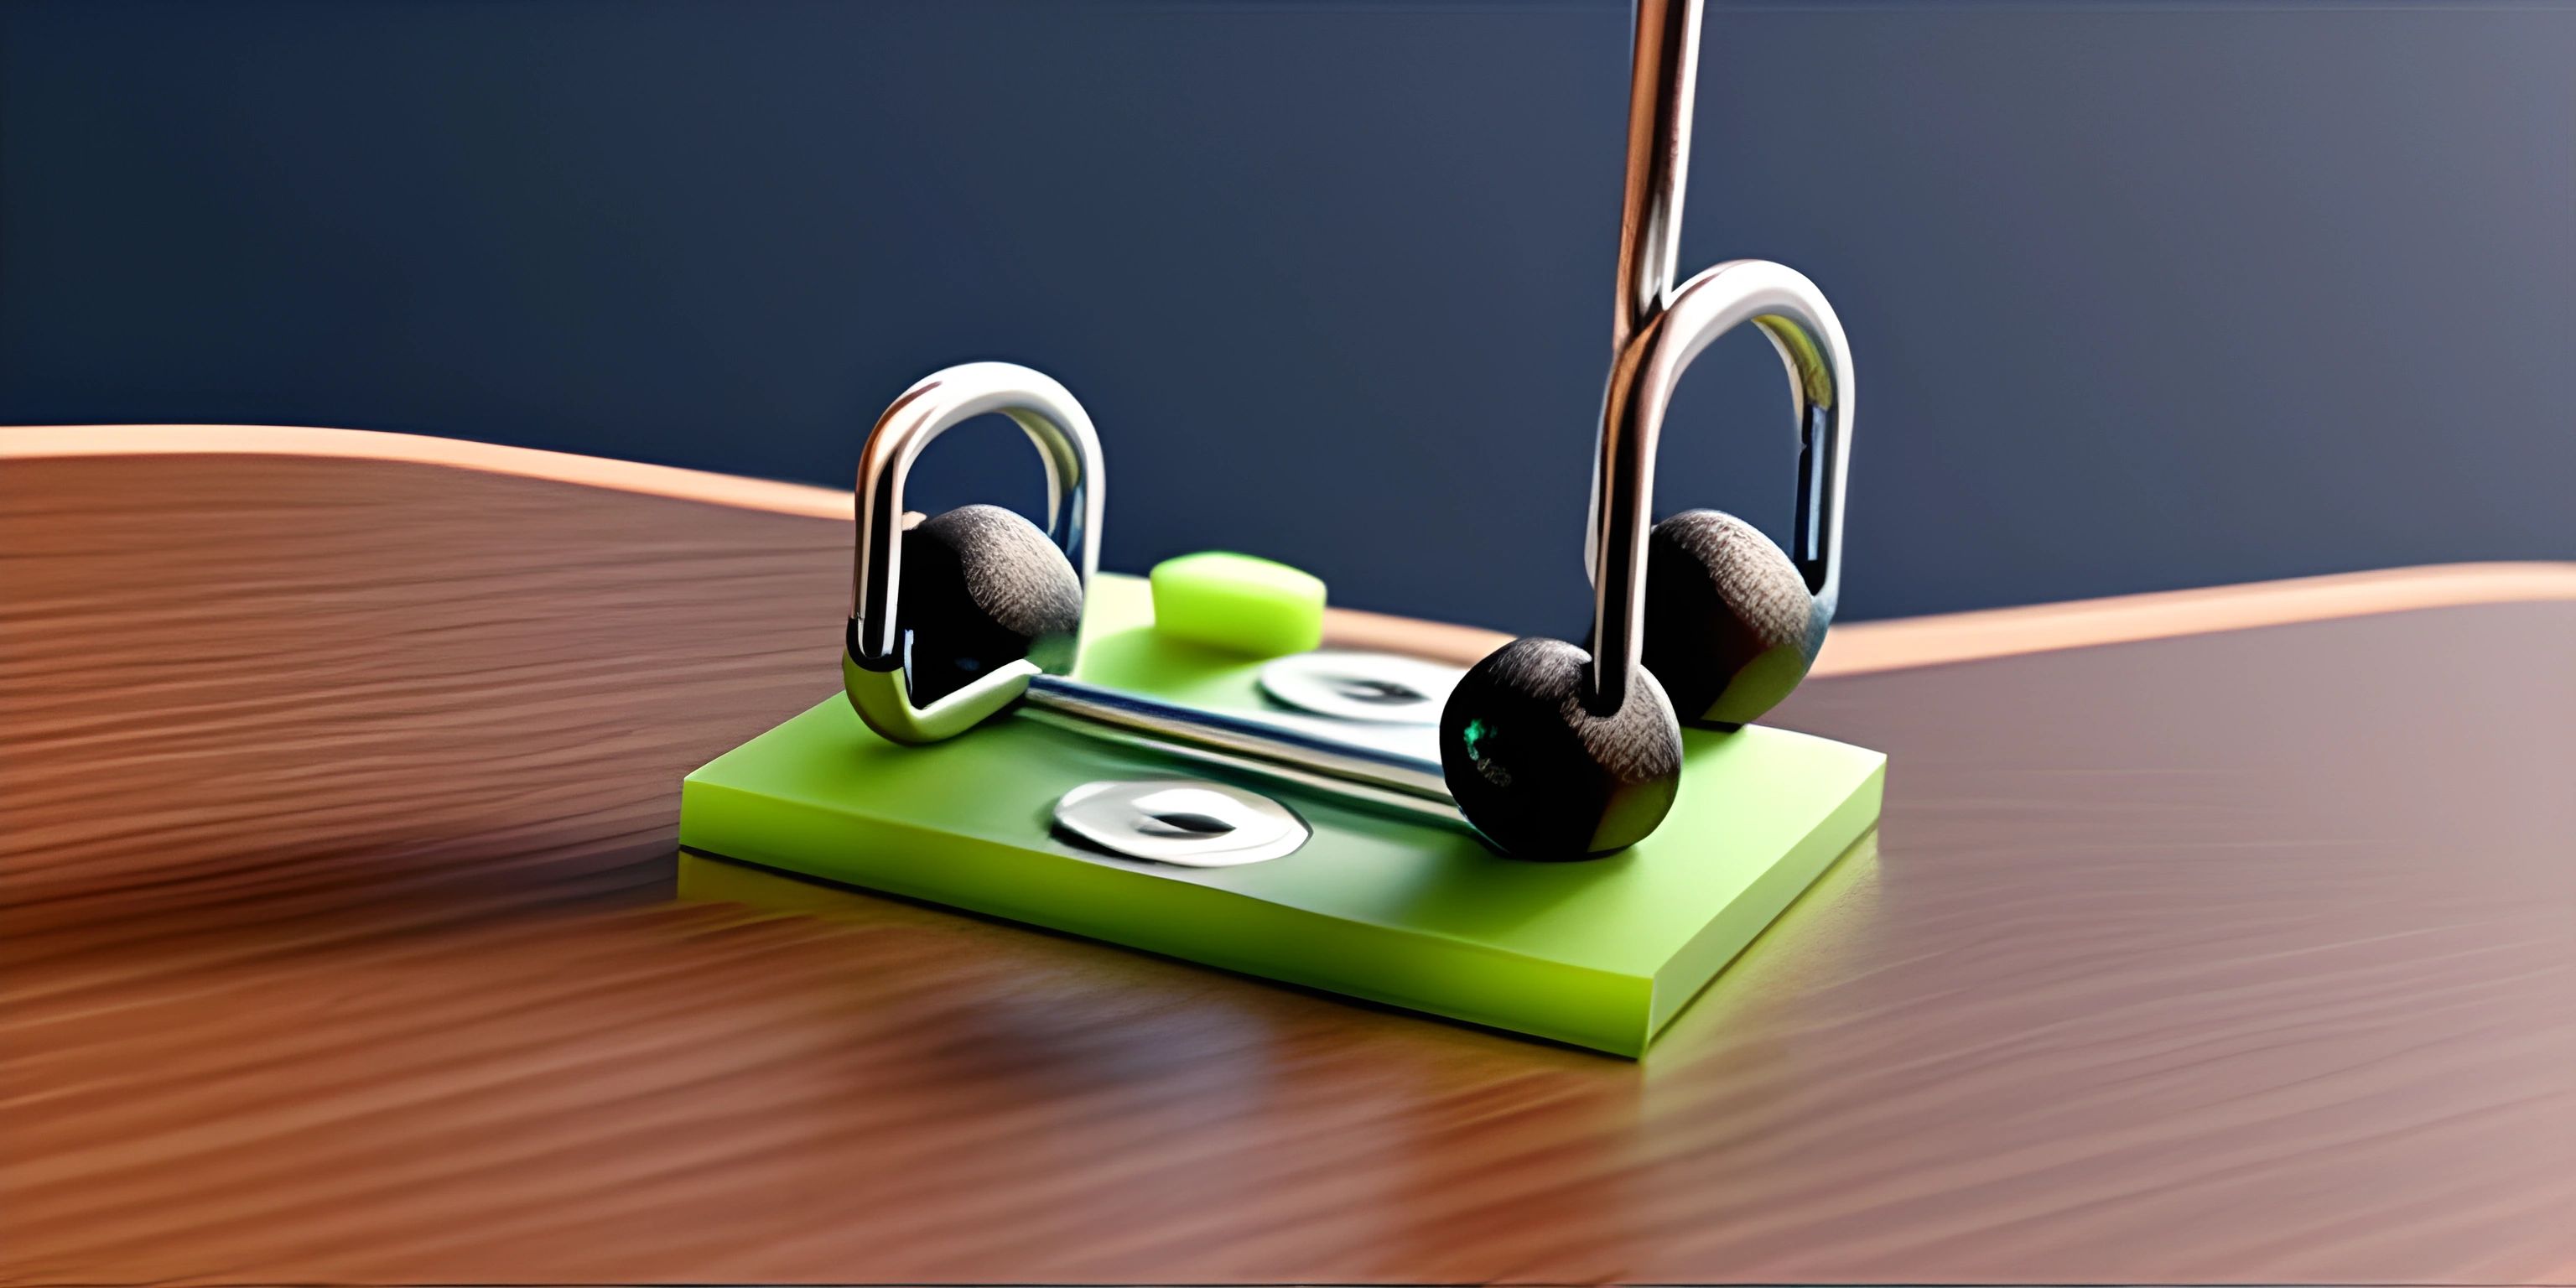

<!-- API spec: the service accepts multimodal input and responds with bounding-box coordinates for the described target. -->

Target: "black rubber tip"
[1639,509,1826,725]
[1438,636,1682,860]
[897,504,1083,705]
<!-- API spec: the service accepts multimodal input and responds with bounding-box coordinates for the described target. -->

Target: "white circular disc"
[1052,778,1310,867]
[1258,650,1466,725]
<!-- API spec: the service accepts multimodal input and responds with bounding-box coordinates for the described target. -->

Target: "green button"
[1148,551,1327,658]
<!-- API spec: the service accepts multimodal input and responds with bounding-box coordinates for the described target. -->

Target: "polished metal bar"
[1022,710,1468,829]
[1587,0,1706,590]
[1610,0,1704,356]
[1021,675,1462,823]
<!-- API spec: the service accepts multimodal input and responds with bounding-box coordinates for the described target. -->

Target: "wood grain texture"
[3,442,2573,1286]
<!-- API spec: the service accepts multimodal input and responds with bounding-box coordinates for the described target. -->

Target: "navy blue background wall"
[5,1,2569,632]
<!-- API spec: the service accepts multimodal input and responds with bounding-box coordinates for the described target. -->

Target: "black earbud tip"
[1438,636,1683,861]
[1642,509,1825,725]
[899,504,1083,705]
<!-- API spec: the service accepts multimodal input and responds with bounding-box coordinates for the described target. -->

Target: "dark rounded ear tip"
[899,505,1083,705]
[1640,509,1820,724]
[1438,637,1683,861]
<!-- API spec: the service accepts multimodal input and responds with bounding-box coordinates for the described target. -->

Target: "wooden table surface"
[4,428,2572,1286]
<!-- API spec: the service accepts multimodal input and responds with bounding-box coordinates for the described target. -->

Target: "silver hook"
[1580,0,1855,711]
[844,361,1104,744]
[839,364,1462,823]
[1583,260,1854,711]
[849,361,1101,660]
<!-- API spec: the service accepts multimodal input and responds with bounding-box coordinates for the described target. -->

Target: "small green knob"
[1148,551,1327,658]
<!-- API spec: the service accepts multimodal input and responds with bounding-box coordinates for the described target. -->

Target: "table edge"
[10,421,2569,673]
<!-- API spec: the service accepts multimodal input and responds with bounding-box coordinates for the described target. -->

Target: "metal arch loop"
[845,361,1104,745]
[1584,258,1856,710]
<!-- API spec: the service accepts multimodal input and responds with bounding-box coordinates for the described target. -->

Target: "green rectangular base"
[678,575,1883,1057]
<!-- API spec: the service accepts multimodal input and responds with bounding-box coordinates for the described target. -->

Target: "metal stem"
[1610,0,1703,356]
[1021,676,1464,826]
[1584,0,1706,639]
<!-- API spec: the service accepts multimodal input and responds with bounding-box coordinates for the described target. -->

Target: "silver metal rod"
[1021,675,1462,823]
[1586,0,1706,598]
[1610,0,1703,356]
[1021,709,1467,829]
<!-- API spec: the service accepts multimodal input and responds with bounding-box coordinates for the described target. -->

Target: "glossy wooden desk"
[5,428,2571,1285]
